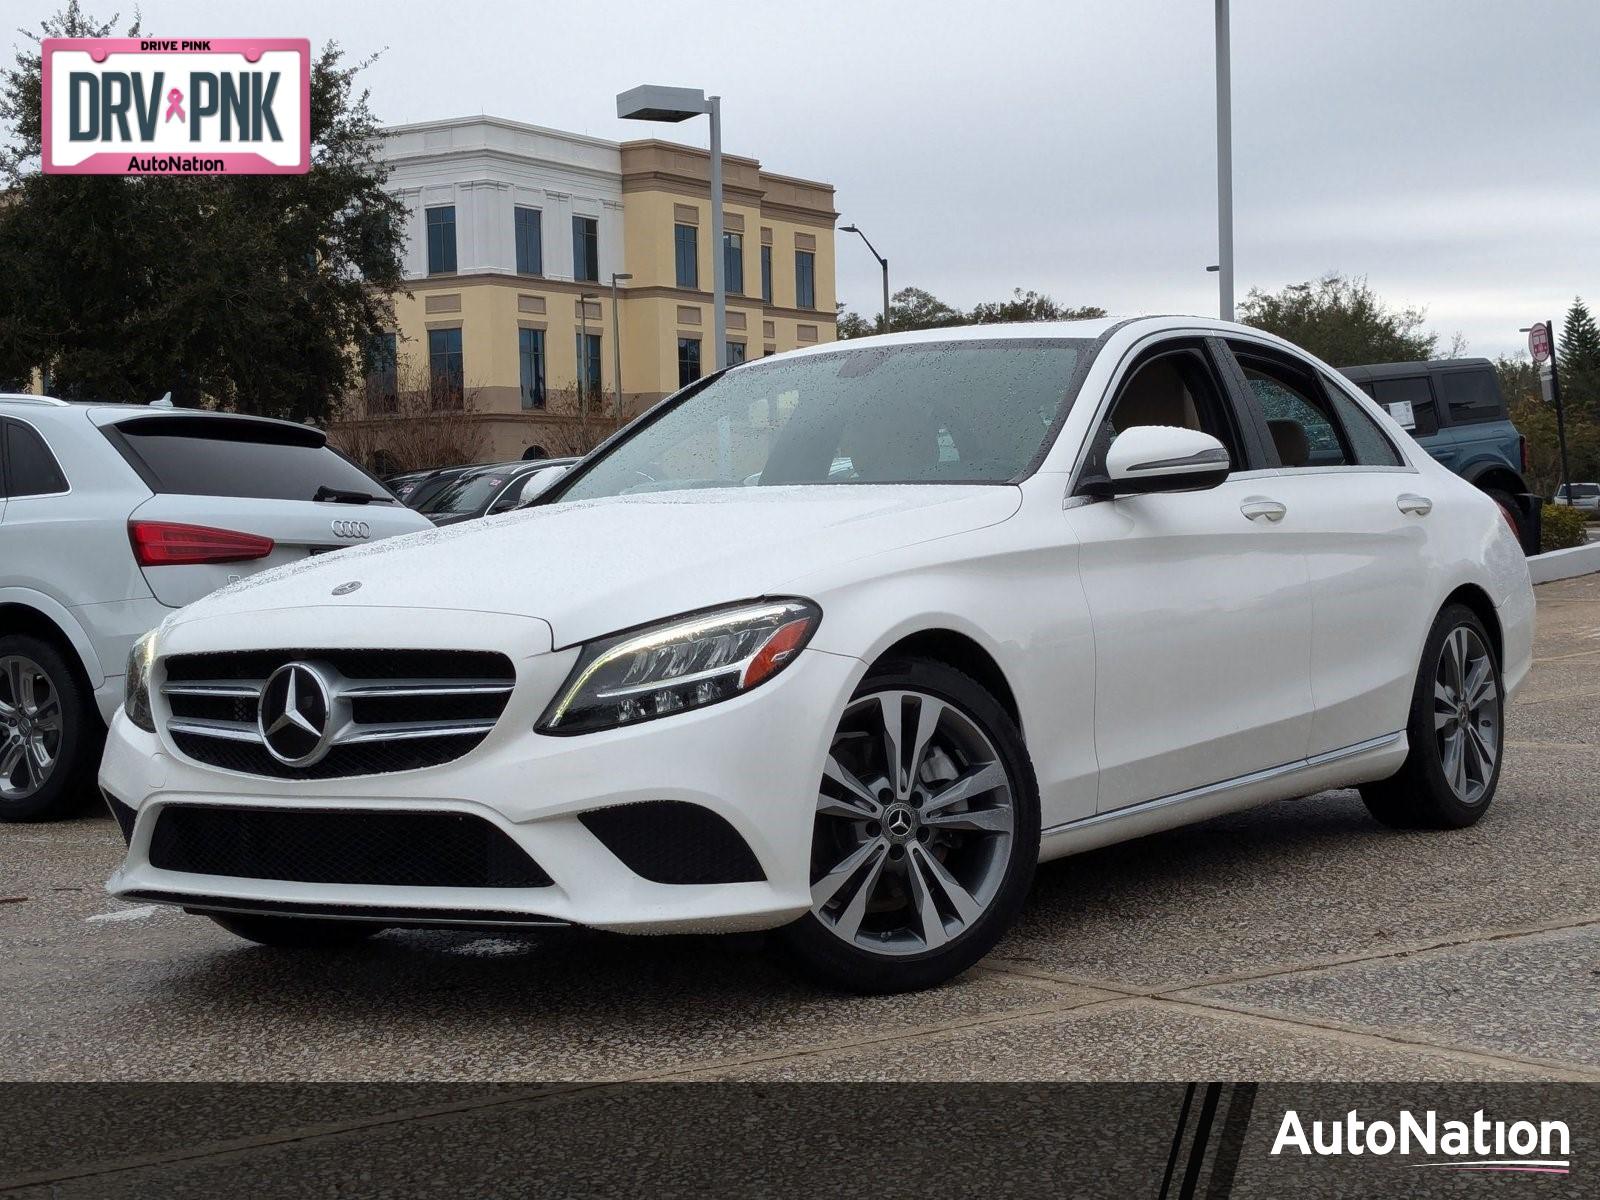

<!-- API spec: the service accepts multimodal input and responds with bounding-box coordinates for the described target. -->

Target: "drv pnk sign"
[42,38,310,174]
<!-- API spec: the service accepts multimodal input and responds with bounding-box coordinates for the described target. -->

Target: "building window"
[795,250,815,309]
[724,231,744,295]
[760,245,772,304]
[576,331,602,401]
[518,327,546,410]
[674,223,698,289]
[427,327,464,407]
[425,206,457,275]
[677,337,701,388]
[364,332,398,413]
[572,215,599,282]
[514,207,543,276]
[726,341,747,366]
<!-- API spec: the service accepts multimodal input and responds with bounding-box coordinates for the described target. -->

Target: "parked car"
[0,396,432,821]
[101,318,1533,993]
[1553,482,1600,513]
[385,463,475,510]
[417,458,578,526]
[1340,359,1540,552]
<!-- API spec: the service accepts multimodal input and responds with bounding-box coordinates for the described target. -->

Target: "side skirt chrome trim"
[1041,731,1405,839]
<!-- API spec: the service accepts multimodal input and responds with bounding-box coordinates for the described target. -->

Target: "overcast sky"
[24,0,1600,357]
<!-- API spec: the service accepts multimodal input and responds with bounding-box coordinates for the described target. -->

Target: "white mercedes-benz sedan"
[100,317,1534,993]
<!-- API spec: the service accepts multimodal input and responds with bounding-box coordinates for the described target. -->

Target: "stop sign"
[1529,322,1552,363]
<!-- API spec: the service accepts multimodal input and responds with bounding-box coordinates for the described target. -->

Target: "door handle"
[1397,493,1433,517]
[1240,497,1288,524]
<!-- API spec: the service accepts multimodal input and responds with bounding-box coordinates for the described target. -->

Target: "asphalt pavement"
[2,575,1597,1090]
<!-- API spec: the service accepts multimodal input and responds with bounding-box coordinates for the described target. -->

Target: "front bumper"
[102,643,863,935]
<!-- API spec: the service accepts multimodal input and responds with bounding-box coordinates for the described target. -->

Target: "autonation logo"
[1272,1108,1572,1176]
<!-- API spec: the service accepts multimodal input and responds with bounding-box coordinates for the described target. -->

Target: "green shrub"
[1541,503,1589,553]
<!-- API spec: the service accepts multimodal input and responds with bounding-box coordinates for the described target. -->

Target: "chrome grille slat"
[160,649,515,779]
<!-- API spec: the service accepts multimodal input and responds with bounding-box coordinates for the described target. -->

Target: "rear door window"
[1319,376,1403,466]
[1434,368,1503,426]
[106,417,391,502]
[4,421,70,496]
[1369,377,1439,437]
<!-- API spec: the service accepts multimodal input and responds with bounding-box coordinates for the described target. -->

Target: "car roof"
[1339,358,1495,381]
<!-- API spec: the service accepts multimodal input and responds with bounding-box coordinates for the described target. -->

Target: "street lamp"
[1214,0,1234,321]
[840,223,890,335]
[610,272,632,421]
[579,292,598,404]
[617,84,726,369]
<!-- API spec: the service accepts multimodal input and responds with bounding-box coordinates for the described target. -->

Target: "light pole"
[579,292,597,406]
[1214,0,1234,321]
[617,84,726,369]
[840,223,890,335]
[610,272,632,420]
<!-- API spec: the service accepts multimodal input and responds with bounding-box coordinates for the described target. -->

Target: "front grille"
[579,801,765,885]
[148,805,553,888]
[160,649,514,779]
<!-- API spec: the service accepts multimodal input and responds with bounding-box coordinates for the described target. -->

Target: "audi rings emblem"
[331,519,371,539]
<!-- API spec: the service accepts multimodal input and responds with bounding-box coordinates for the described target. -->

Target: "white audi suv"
[100,318,1535,992]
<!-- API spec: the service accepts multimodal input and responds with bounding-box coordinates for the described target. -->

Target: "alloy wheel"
[0,655,62,801]
[1432,626,1498,805]
[809,689,1016,956]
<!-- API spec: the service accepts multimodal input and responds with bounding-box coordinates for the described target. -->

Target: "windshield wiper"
[313,485,392,505]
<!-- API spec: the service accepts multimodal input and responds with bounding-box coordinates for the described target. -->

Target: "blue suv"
[1340,358,1539,553]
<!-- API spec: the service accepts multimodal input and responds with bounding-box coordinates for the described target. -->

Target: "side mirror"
[1098,426,1230,496]
[514,464,569,508]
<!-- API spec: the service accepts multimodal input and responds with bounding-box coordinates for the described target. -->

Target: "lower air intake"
[579,801,765,885]
[148,805,552,888]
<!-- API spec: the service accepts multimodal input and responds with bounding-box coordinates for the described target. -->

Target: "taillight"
[128,521,275,567]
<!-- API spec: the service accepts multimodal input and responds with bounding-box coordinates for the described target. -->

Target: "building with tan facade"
[355,116,837,465]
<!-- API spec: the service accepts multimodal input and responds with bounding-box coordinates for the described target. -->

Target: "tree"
[0,4,405,422]
[1559,296,1600,421]
[887,286,966,332]
[1238,274,1438,366]
[968,289,1106,325]
[836,307,876,340]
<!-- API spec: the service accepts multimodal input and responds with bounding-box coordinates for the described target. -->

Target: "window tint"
[559,340,1089,501]
[514,206,542,275]
[674,224,698,288]
[108,421,388,502]
[1232,349,1348,467]
[572,216,599,283]
[1321,376,1403,466]
[1370,376,1438,437]
[420,470,513,516]
[1435,368,1503,425]
[425,206,456,275]
[4,421,69,496]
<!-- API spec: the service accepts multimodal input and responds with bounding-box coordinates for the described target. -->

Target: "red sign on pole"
[1529,322,1552,363]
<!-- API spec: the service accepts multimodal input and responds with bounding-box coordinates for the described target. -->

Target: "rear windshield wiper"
[313,485,392,505]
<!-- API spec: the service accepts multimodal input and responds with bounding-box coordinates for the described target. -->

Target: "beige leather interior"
[1268,418,1311,467]
[1111,359,1201,432]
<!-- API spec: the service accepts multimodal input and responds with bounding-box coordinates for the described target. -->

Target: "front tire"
[208,913,384,948]
[1360,604,1503,829]
[781,658,1039,993]
[0,635,98,823]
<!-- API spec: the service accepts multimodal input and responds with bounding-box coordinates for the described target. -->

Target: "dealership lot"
[1,577,1596,1087]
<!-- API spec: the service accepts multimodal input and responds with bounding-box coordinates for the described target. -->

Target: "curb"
[1528,540,1600,584]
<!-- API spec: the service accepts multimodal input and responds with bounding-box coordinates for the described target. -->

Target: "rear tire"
[0,634,98,823]
[780,657,1039,994]
[208,913,384,948]
[1360,604,1502,830]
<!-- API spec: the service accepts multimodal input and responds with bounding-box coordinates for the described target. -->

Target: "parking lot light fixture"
[840,224,890,335]
[617,85,725,370]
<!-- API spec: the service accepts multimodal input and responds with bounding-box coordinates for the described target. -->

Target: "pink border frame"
[41,37,311,174]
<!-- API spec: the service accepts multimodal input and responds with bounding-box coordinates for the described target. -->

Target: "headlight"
[124,631,157,733]
[537,598,821,735]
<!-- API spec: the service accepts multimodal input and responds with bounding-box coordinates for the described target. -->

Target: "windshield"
[558,339,1091,502]
[420,470,520,515]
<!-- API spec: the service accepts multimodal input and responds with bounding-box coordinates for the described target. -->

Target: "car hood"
[174,485,1023,648]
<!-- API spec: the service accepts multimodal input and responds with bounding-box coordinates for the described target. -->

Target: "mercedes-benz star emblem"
[884,804,916,841]
[331,581,362,596]
[258,662,335,767]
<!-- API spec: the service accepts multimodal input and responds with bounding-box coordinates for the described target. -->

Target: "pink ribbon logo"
[164,88,185,123]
